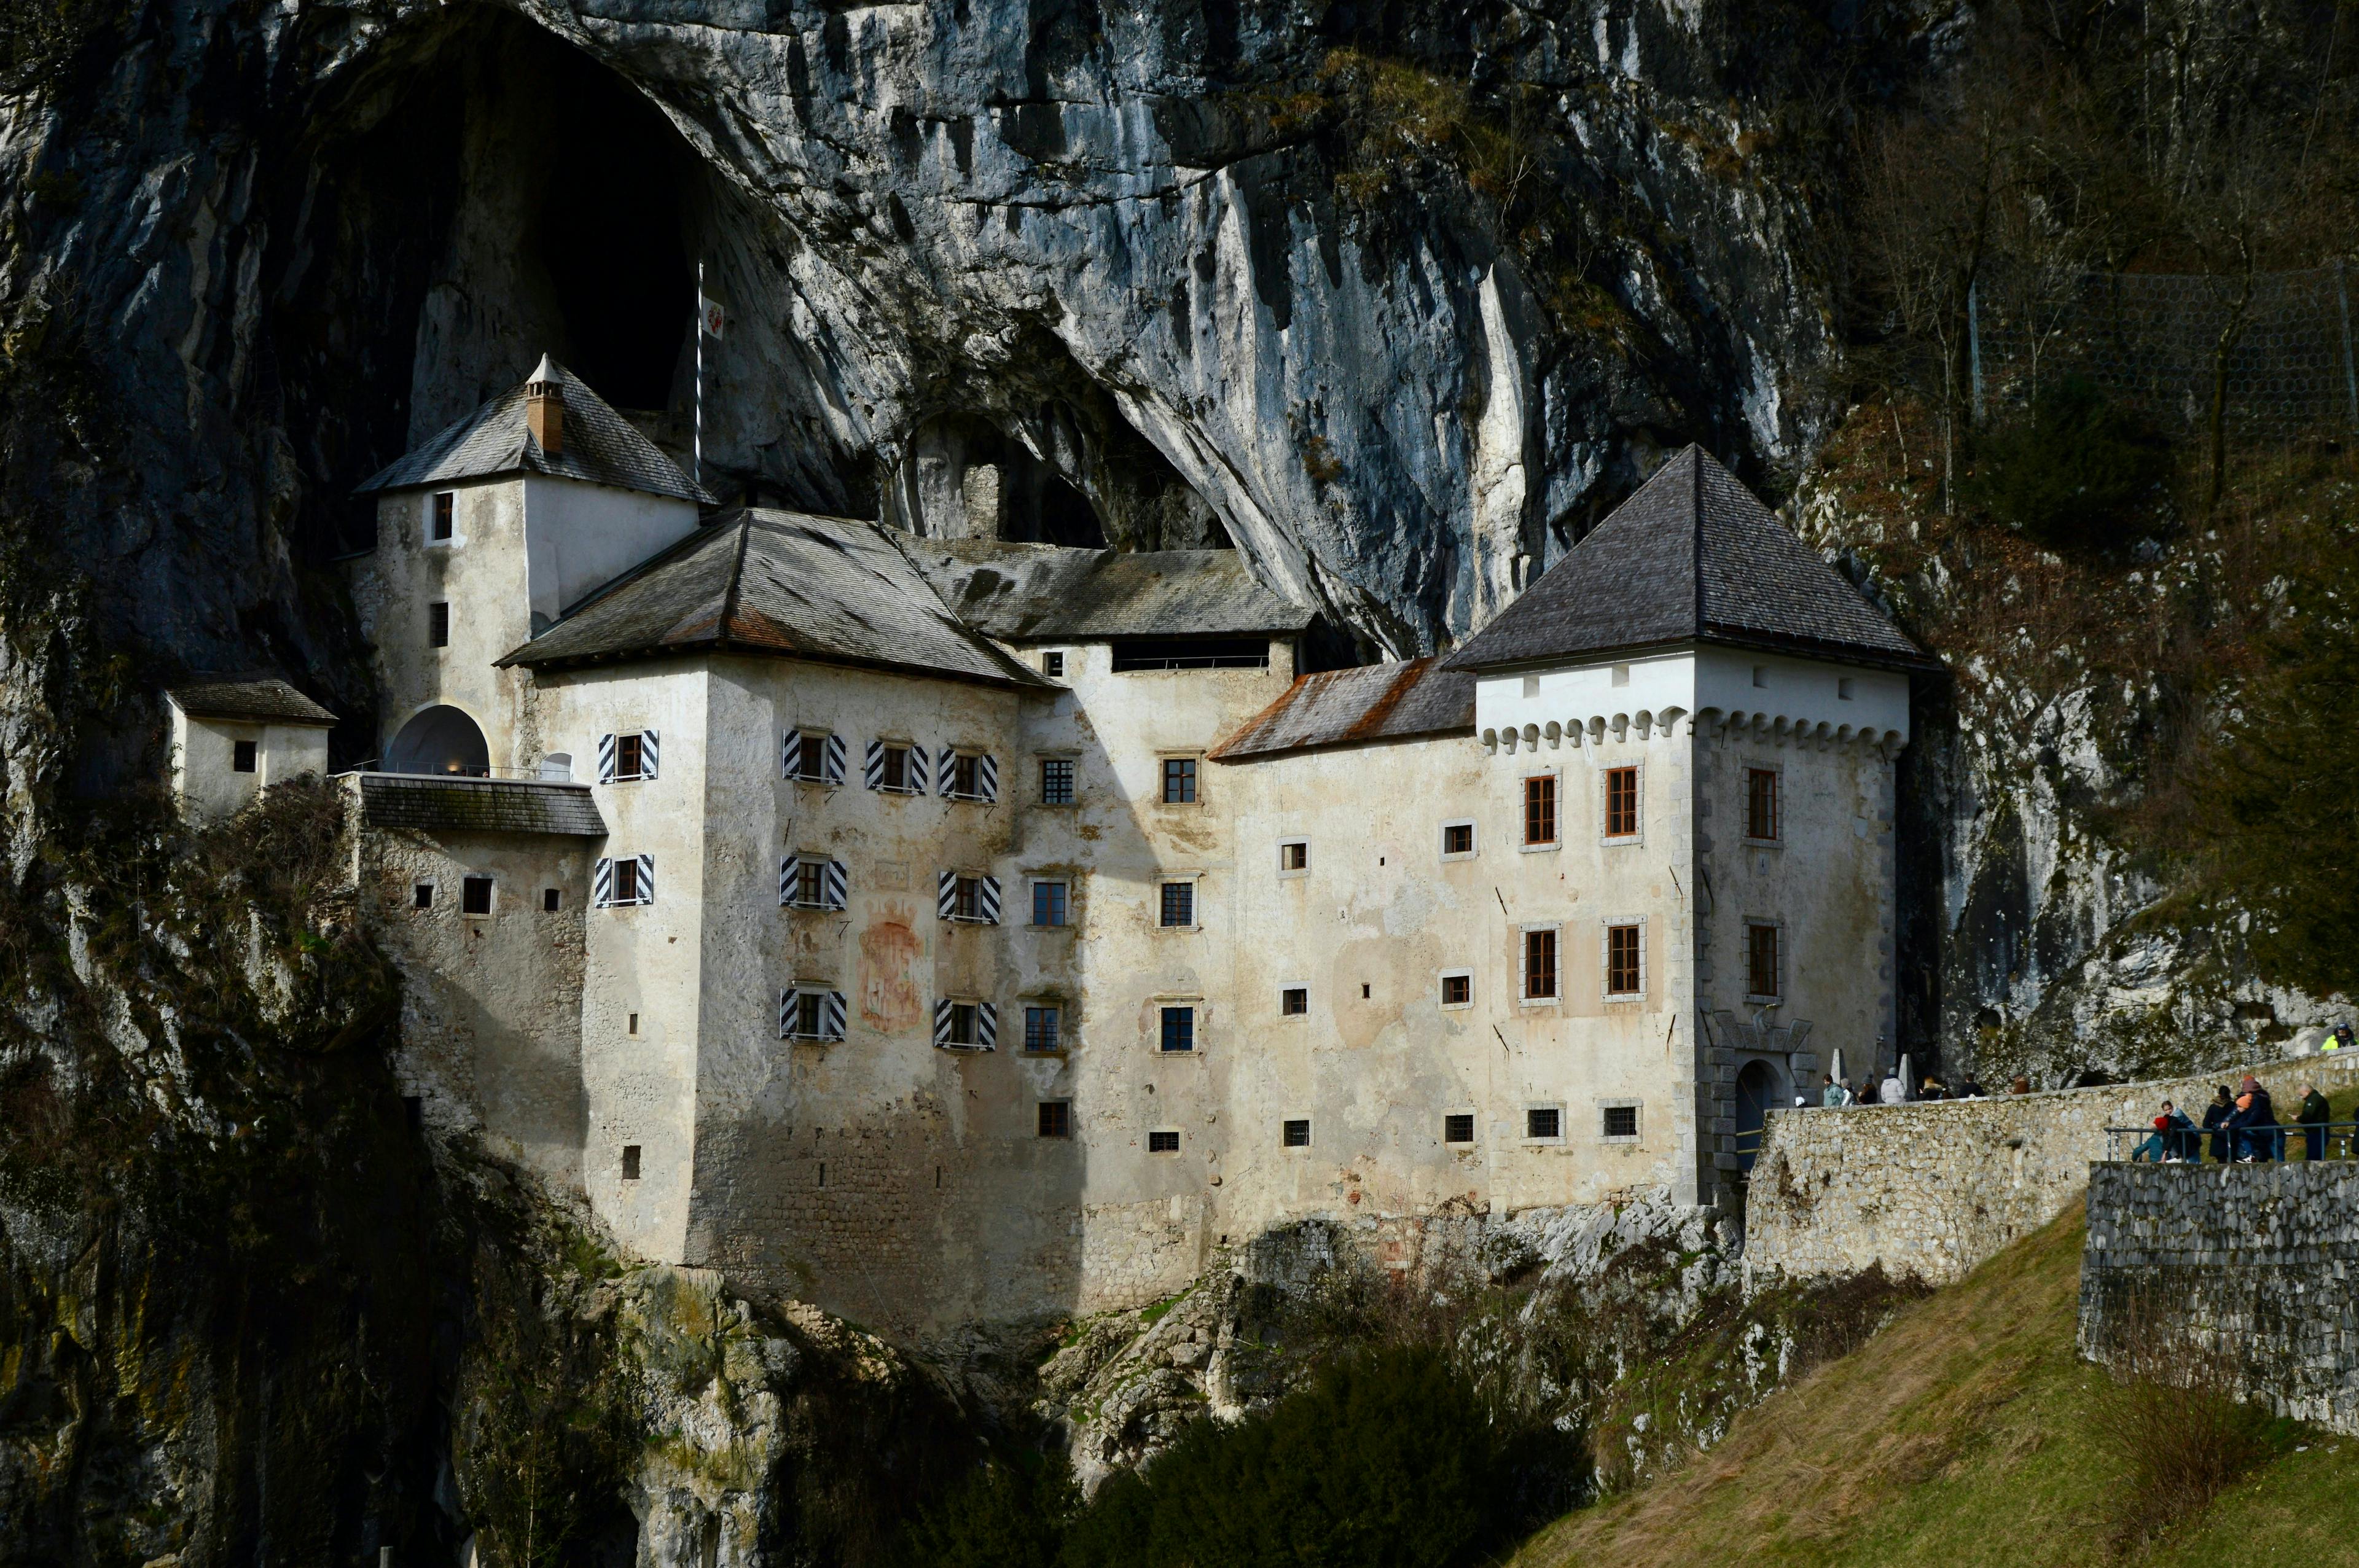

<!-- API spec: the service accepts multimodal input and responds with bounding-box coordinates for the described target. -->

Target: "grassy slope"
[1512,1187,2359,1568]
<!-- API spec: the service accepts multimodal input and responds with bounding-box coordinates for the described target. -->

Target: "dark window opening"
[1113,638,1270,672]
[1162,757,1198,803]
[1024,1005,1062,1053]
[1747,768,1780,841]
[616,733,645,779]
[1280,841,1307,871]
[544,887,561,911]
[1527,1107,1562,1141]
[613,859,641,903]
[432,491,455,541]
[1444,1113,1476,1144]
[1031,881,1068,927]
[1160,881,1194,928]
[1149,1129,1181,1153]
[1608,924,1643,996]
[1524,775,1556,846]
[622,1144,641,1180]
[1605,766,1640,838]
[1039,1100,1072,1138]
[461,875,493,915]
[1441,973,1471,1006]
[1524,929,1559,999]
[880,745,912,792]
[1040,758,1075,805]
[1283,1118,1310,1148]
[1442,822,1474,856]
[1603,1104,1640,1139]
[232,739,258,774]
[1042,651,1065,677]
[1281,986,1307,1016]
[1159,1006,1195,1053]
[1748,922,1780,999]
[413,883,434,910]
[429,601,450,648]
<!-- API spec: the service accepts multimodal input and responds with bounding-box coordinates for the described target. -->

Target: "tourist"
[1920,1076,1948,1101]
[1821,1074,1845,1109]
[2163,1101,2198,1160]
[2232,1077,2282,1163]
[1856,1077,1879,1106]
[2130,1104,2170,1163]
[2202,1086,2235,1163]
[2298,1083,2331,1161]
[2010,1076,2032,1094]
[1880,1069,1906,1104]
[1958,1074,1987,1098]
[1840,1077,1859,1106]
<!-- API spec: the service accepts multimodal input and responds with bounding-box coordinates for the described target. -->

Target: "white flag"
[700,293,726,340]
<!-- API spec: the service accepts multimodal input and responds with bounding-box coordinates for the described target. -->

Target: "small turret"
[526,353,564,457]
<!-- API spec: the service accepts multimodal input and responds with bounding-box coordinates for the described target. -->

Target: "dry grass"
[2097,1292,2277,1553]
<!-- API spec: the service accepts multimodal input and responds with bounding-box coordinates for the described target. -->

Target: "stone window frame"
[1147,1127,1183,1154]
[1281,1115,1313,1150]
[1277,837,1310,878]
[1037,1099,1073,1138]
[1519,770,1562,852]
[1155,996,1205,1056]
[1741,761,1783,847]
[1035,751,1081,808]
[1020,997,1071,1055]
[1518,923,1562,1006]
[1522,1102,1567,1146]
[411,876,437,912]
[1442,1108,1479,1146]
[1438,968,1475,1010]
[1440,819,1478,861]
[460,873,496,918]
[1157,752,1205,807]
[1278,981,1310,1018]
[1598,1099,1643,1144]
[1601,916,1647,1001]
[1598,760,1644,846]
[1156,871,1204,933]
[1743,915,1786,1005]
[1027,874,1076,930]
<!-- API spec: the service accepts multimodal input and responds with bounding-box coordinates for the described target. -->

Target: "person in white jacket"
[1880,1071,1906,1104]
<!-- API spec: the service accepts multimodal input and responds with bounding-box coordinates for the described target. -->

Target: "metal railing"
[2103,1121,2359,1164]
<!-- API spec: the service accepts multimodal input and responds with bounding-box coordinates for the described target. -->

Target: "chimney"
[526,353,564,458]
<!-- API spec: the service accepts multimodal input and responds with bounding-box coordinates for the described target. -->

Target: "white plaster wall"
[1476,647,1908,752]
[168,704,333,822]
[519,477,701,632]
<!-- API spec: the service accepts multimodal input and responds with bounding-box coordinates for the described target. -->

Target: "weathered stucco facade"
[289,365,1932,1335]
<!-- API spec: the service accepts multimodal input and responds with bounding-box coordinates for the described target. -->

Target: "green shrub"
[1970,376,2169,551]
[892,1455,1077,1568]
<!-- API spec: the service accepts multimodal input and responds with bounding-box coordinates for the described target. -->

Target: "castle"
[173,359,1930,1335]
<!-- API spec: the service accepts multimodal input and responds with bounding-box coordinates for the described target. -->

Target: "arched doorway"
[385,705,490,776]
[1734,1059,1783,1174]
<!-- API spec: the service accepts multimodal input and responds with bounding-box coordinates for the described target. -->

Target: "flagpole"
[695,259,705,491]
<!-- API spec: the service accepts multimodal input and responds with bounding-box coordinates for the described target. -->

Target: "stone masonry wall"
[2081,1163,2359,1436]
[1744,1050,2359,1289]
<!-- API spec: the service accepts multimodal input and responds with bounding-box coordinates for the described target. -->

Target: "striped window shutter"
[933,999,955,1047]
[635,854,655,903]
[822,991,847,1040]
[823,734,847,784]
[979,875,1001,924]
[778,855,800,905]
[977,753,998,802]
[938,747,958,797]
[639,730,659,780]
[781,731,802,778]
[778,986,800,1038]
[976,1001,998,1050]
[823,859,848,910]
[597,735,617,784]
[908,744,929,794]
[937,871,957,921]
[593,857,614,907]
[864,740,884,790]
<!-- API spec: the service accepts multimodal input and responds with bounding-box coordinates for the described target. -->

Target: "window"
[1148,1129,1181,1152]
[1746,768,1780,841]
[1748,921,1780,1000]
[949,753,982,798]
[1031,880,1068,928]
[1162,757,1198,804]
[1753,665,1769,688]
[937,1000,989,1049]
[614,858,640,903]
[621,1144,641,1180]
[1440,972,1472,1007]
[1444,1113,1476,1145]
[544,887,561,911]
[1038,1101,1072,1138]
[1523,928,1559,1000]
[1527,1106,1563,1141]
[428,601,450,648]
[1023,1005,1063,1053]
[1283,1118,1311,1149]
[1159,881,1195,928]
[413,883,433,911]
[596,855,654,907]
[600,731,659,784]
[1604,766,1640,838]
[1441,821,1476,859]
[1113,638,1268,671]
[937,870,1001,923]
[1611,662,1630,687]
[953,876,986,921]
[461,875,493,915]
[789,991,824,1039]
[794,860,826,908]
[1042,651,1065,678]
[1159,1006,1195,1053]
[1280,986,1308,1016]
[1602,1104,1640,1141]
[1523,775,1557,847]
[628,1013,639,1036]
[1039,759,1075,805]
[431,491,455,541]
[232,738,258,773]
[616,733,644,779]
[873,743,921,794]
[1522,674,1539,698]
[1606,924,1643,997]
[1278,840,1308,873]
[784,730,840,784]
[1838,676,1856,700]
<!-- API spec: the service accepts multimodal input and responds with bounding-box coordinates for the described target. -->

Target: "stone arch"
[385,705,491,776]
[1734,1058,1788,1174]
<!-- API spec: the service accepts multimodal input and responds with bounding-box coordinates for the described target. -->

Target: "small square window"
[1752,665,1769,688]
[1838,676,1856,700]
[232,738,258,773]
[1038,1100,1071,1138]
[1280,986,1308,1016]
[1159,1006,1195,1053]
[621,1144,641,1180]
[1524,775,1557,846]
[1279,840,1308,873]
[1162,757,1197,804]
[1023,1005,1063,1053]
[413,883,433,911]
[1043,650,1066,678]
[1040,759,1075,805]
[1527,1106,1562,1141]
[1282,1118,1311,1149]
[431,491,455,541]
[461,875,493,915]
[1604,767,1640,838]
[1148,1129,1181,1153]
[1441,821,1475,858]
[1032,880,1069,928]
[1524,929,1559,1000]
[1159,881,1195,929]
[1444,1113,1476,1145]
[543,887,561,912]
[1441,972,1472,1007]
[429,601,450,648]
[1603,1104,1640,1140]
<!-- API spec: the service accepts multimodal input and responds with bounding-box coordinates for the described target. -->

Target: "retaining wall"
[1743,1050,2359,1289]
[2080,1163,2359,1435]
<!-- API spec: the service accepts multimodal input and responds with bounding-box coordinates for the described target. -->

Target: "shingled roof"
[166,676,338,727]
[356,357,714,506]
[500,509,1050,688]
[1443,447,1935,673]
[358,774,606,837]
[1210,658,1474,762]
[899,537,1313,641]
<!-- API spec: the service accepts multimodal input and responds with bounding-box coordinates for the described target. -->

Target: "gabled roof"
[166,676,338,727]
[1210,658,1474,762]
[499,509,1050,688]
[1443,446,1935,673]
[355,357,715,506]
[898,536,1313,641]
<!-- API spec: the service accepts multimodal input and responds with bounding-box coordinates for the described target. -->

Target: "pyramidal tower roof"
[356,356,714,506]
[1443,445,1935,673]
